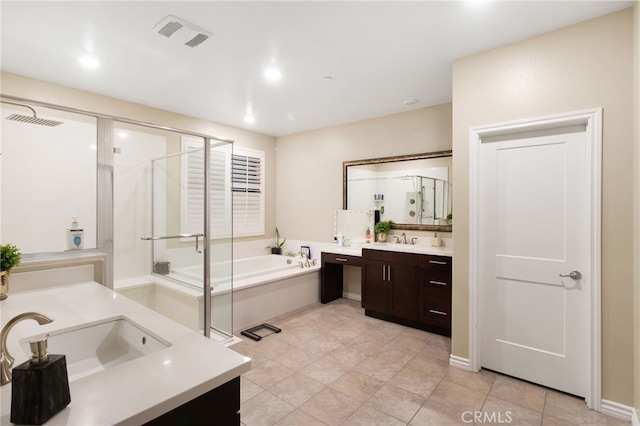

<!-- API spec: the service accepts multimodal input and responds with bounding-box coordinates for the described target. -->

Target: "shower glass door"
[148,138,233,343]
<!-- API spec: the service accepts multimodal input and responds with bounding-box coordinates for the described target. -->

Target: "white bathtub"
[116,254,321,334]
[169,255,314,293]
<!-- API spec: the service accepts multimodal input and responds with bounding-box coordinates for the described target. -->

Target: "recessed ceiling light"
[244,115,255,124]
[264,67,282,81]
[79,55,100,69]
[403,99,420,106]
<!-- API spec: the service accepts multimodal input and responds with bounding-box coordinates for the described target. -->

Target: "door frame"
[468,108,602,410]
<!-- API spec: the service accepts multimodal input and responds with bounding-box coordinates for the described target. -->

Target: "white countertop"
[0,282,250,425]
[319,241,453,258]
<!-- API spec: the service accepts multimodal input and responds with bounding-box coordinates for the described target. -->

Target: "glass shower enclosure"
[142,138,234,342]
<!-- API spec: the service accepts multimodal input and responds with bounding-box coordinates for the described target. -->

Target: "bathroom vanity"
[0,282,250,425]
[321,243,452,336]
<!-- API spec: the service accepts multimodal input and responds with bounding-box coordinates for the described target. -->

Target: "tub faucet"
[1,312,54,385]
[300,252,311,267]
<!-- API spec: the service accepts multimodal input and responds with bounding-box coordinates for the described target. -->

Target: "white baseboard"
[449,354,471,370]
[601,399,635,422]
[631,406,639,426]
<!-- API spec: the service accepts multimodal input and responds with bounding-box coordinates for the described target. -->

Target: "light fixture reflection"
[263,67,281,81]
[79,55,100,69]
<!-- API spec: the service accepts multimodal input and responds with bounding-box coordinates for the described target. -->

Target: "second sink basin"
[20,316,171,381]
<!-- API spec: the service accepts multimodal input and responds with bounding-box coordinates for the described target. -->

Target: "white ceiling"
[0,1,634,137]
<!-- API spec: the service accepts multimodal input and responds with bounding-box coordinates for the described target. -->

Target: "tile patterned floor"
[231,299,629,426]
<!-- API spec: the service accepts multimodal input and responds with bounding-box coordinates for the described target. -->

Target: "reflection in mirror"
[1,104,97,253]
[334,210,376,246]
[344,151,452,232]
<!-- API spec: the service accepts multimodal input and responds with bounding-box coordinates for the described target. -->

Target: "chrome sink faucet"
[1,312,54,385]
[402,233,408,244]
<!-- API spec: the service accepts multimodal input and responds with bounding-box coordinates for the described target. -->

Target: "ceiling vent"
[153,15,212,48]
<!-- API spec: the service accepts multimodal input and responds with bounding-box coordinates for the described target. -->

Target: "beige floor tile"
[367,383,426,423]
[274,409,329,426]
[324,345,371,369]
[241,376,265,403]
[329,370,385,402]
[443,366,496,394]
[373,343,418,365]
[299,334,343,355]
[269,373,325,407]
[242,359,294,389]
[388,332,429,353]
[387,366,442,398]
[300,355,351,385]
[489,375,546,413]
[347,338,385,356]
[272,346,320,371]
[354,353,405,382]
[543,390,611,425]
[405,353,449,379]
[299,387,362,426]
[409,400,467,426]
[343,404,407,426]
[250,337,296,359]
[427,379,488,412]
[241,390,296,426]
[482,395,543,425]
[417,339,451,361]
[328,327,366,343]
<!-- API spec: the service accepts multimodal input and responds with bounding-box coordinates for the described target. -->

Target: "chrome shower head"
[6,113,63,127]
[1,100,63,127]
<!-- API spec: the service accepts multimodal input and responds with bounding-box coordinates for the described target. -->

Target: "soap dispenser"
[66,216,83,250]
[11,337,71,425]
[430,232,441,248]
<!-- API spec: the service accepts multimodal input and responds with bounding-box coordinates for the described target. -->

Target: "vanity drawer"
[362,248,419,265]
[419,293,451,329]
[419,269,451,294]
[419,255,452,270]
[321,252,362,267]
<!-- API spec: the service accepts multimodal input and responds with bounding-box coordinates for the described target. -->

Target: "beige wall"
[0,71,278,243]
[276,103,452,243]
[634,0,640,416]
[452,9,635,405]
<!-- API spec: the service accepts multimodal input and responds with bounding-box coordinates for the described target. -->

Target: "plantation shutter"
[181,137,263,238]
[231,149,265,236]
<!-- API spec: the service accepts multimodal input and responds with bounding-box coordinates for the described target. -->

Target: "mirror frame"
[343,150,453,232]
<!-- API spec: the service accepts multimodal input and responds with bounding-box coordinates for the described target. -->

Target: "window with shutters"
[180,137,264,238]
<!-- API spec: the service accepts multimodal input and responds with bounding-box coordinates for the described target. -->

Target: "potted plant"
[269,227,286,255]
[0,243,22,300]
[374,220,394,243]
[447,213,453,225]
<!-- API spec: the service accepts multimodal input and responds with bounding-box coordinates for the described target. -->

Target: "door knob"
[559,271,582,280]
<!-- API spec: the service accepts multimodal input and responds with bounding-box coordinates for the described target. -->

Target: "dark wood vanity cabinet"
[418,255,452,336]
[362,250,419,321]
[361,249,451,336]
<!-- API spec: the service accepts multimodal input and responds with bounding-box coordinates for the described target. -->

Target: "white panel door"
[481,125,589,397]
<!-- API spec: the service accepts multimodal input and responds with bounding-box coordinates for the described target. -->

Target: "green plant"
[374,220,394,235]
[274,227,286,248]
[447,213,453,220]
[0,243,22,274]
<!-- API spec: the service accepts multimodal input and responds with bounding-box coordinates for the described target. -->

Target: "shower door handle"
[141,233,204,253]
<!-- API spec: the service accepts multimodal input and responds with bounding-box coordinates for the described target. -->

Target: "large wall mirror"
[343,151,452,232]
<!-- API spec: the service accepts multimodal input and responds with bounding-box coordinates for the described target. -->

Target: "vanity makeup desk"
[321,243,452,337]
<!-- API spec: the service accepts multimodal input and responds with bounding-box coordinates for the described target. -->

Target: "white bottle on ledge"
[67,216,84,250]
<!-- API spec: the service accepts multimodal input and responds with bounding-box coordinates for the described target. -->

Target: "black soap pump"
[11,337,71,425]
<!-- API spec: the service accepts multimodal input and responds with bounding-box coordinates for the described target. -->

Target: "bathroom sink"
[19,317,171,381]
